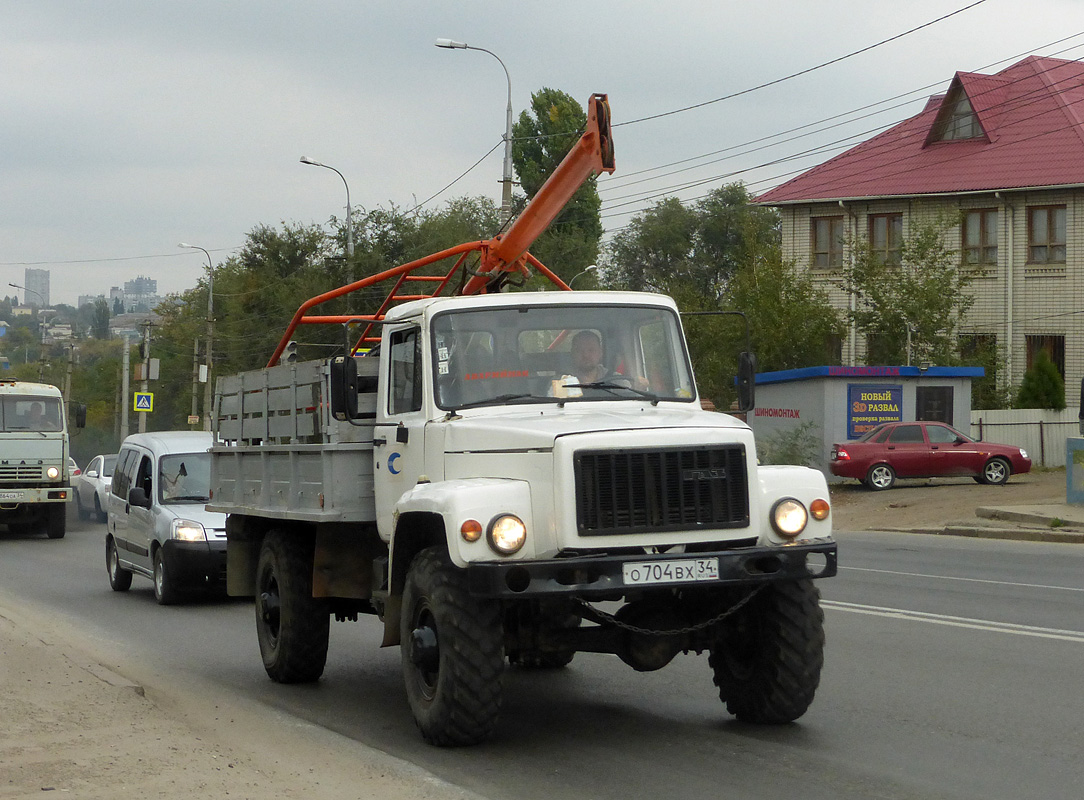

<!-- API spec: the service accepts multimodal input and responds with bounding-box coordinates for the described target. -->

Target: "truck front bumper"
[466,539,837,599]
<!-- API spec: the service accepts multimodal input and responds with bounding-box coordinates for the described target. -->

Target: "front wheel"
[255,530,329,683]
[401,547,505,746]
[45,504,66,539]
[153,548,179,605]
[865,463,896,491]
[107,537,133,591]
[709,579,825,724]
[981,457,1010,486]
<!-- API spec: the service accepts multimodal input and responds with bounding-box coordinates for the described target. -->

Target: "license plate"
[0,491,23,500]
[622,557,720,586]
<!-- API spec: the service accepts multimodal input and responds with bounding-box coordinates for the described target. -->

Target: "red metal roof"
[758,56,1084,204]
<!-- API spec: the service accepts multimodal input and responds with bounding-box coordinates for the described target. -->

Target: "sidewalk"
[0,595,483,800]
[881,499,1084,543]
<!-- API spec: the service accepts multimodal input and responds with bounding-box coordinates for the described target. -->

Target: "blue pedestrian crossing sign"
[133,392,154,412]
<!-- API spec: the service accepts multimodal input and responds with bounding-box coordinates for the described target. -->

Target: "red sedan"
[830,421,1031,490]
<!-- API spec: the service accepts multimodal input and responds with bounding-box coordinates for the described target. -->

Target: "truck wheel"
[401,546,504,746]
[46,504,66,539]
[255,530,329,683]
[153,548,180,605]
[107,537,133,591]
[709,579,825,724]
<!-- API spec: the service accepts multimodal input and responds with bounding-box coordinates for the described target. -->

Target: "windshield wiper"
[562,382,661,405]
[452,393,552,412]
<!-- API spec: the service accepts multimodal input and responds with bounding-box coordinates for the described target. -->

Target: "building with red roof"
[758,55,1084,402]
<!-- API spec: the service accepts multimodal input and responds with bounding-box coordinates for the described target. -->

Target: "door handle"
[373,437,387,447]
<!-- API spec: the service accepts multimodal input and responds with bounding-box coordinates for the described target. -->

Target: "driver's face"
[572,335,603,372]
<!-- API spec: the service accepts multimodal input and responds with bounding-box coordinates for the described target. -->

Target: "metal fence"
[969,408,1082,468]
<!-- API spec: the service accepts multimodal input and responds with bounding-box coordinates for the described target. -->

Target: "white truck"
[0,380,82,539]
[207,95,837,745]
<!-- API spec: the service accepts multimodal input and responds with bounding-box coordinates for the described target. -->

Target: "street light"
[299,156,354,262]
[435,37,514,223]
[178,243,215,431]
[569,265,599,288]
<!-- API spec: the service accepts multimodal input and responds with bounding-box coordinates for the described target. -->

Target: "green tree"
[841,219,975,366]
[1016,350,1065,409]
[511,88,603,284]
[93,298,111,340]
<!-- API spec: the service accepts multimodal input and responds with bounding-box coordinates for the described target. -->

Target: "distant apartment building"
[23,268,49,307]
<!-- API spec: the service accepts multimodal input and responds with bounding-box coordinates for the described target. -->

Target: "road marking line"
[840,565,1084,593]
[822,600,1084,643]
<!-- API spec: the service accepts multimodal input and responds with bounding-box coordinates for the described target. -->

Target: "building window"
[932,92,983,141]
[962,209,998,265]
[811,216,844,268]
[1028,206,1066,264]
[1025,334,1065,379]
[869,214,903,265]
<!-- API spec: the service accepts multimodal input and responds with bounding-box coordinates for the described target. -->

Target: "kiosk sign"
[847,383,902,438]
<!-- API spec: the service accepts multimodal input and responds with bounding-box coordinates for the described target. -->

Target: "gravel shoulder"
[828,467,1067,532]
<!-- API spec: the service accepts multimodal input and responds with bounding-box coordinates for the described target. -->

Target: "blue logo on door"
[387,452,401,475]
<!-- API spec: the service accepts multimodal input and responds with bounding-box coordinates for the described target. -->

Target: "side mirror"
[330,356,360,421]
[72,403,87,429]
[128,486,151,509]
[736,351,757,413]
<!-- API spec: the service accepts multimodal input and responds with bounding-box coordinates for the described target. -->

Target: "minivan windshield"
[158,452,211,504]
[431,304,695,410]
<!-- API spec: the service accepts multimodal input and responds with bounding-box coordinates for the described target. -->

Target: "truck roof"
[0,381,63,398]
[384,290,679,323]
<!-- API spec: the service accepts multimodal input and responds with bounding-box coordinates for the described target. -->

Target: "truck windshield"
[159,453,211,504]
[431,304,695,410]
[0,396,63,432]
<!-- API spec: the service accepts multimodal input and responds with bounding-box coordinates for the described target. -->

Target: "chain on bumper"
[573,585,766,637]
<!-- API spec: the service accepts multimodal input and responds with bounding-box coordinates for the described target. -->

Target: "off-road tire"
[709,579,825,724]
[153,548,180,605]
[107,537,133,592]
[865,463,896,491]
[45,504,66,539]
[401,546,504,746]
[255,530,329,683]
[981,457,1010,486]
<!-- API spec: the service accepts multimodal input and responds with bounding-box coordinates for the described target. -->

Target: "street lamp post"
[435,38,514,223]
[568,265,599,288]
[9,282,50,379]
[178,243,215,431]
[300,156,354,267]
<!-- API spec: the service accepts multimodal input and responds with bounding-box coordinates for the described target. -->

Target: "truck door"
[374,324,428,537]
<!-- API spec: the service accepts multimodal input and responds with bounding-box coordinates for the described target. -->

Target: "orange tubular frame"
[268,94,615,367]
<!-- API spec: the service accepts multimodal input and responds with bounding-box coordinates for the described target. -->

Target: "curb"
[875,524,1084,543]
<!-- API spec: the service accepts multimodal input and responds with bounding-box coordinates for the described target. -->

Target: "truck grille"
[574,445,749,536]
[0,465,44,481]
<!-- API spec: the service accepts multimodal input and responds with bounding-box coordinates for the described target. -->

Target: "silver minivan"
[106,431,226,604]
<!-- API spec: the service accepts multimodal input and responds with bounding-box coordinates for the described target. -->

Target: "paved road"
[3,515,1082,800]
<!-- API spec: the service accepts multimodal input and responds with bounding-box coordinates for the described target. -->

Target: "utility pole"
[191,337,200,428]
[63,345,75,404]
[121,334,130,438]
[138,322,150,434]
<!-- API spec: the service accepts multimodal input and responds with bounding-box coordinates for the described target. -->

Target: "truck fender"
[756,465,833,544]
[381,478,533,647]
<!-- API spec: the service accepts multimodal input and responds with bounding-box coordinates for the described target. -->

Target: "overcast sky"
[3,0,1081,307]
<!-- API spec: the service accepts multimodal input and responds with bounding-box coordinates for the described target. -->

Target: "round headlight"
[771,498,808,538]
[487,514,526,555]
[46,466,60,479]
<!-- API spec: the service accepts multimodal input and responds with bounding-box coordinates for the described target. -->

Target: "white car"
[73,454,116,522]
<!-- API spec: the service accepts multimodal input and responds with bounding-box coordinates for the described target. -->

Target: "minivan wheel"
[107,537,132,592]
[153,549,179,605]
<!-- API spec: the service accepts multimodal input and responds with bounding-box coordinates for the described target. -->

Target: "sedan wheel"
[982,457,1010,486]
[866,464,896,491]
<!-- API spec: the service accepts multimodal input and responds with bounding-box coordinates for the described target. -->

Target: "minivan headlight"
[171,519,207,542]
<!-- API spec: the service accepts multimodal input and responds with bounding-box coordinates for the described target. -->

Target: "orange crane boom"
[267,93,615,367]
